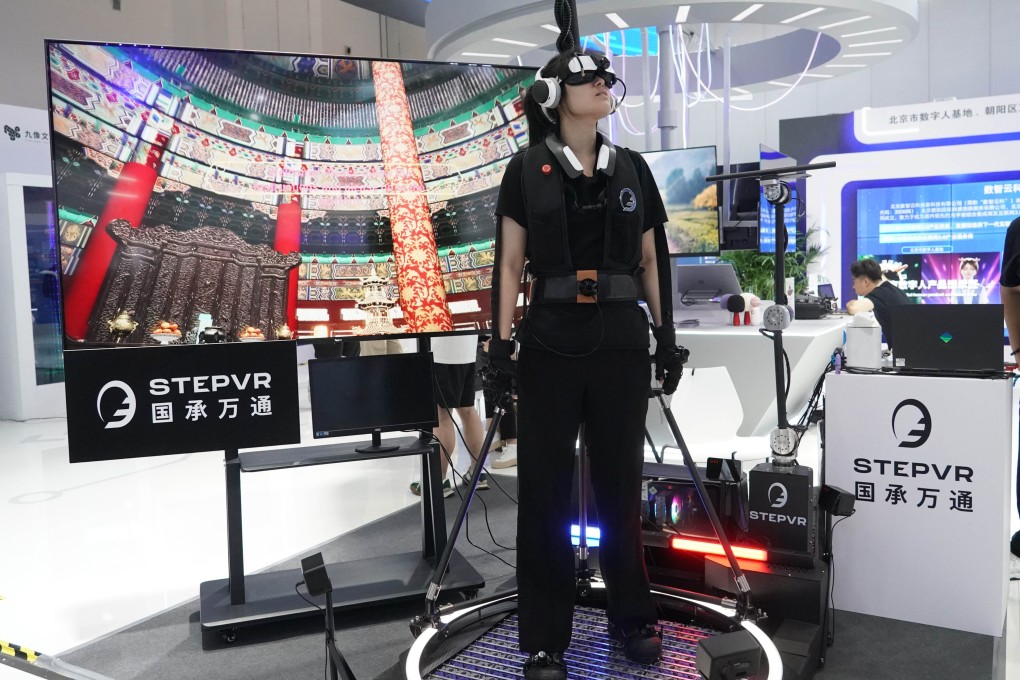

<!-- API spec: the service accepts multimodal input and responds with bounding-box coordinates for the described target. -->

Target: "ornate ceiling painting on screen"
[46,41,532,346]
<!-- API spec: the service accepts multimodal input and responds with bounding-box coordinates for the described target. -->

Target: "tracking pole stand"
[707,161,835,466]
[417,391,507,629]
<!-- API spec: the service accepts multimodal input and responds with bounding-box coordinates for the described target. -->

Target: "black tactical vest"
[520,137,644,277]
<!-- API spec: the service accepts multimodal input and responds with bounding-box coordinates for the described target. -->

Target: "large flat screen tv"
[45,41,533,347]
[641,146,720,256]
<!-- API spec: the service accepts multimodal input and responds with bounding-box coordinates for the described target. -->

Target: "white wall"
[614,0,1020,162]
[0,0,426,111]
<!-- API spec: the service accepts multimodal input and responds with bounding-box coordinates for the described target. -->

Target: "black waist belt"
[531,271,640,304]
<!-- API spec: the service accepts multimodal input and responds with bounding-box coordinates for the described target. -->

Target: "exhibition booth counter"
[672,311,846,437]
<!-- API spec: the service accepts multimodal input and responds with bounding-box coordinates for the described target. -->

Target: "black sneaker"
[523,651,567,680]
[608,622,662,664]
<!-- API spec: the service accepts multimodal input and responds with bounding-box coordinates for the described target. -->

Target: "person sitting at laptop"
[846,257,911,348]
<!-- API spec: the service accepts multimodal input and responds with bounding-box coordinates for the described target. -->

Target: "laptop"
[817,282,841,314]
[671,262,742,306]
[817,283,835,302]
[891,304,1004,373]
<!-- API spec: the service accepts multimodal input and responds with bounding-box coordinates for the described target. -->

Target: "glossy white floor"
[0,365,1018,679]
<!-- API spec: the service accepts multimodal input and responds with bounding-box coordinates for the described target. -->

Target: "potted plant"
[719,225,826,301]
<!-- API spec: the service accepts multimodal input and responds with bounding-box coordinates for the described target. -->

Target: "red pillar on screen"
[275,194,302,332]
[371,60,451,333]
[62,146,160,341]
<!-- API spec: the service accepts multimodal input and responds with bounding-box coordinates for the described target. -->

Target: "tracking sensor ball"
[762,304,793,331]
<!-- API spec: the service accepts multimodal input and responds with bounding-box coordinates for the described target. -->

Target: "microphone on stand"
[722,293,746,326]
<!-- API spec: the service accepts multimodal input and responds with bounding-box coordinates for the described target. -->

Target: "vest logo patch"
[620,188,637,213]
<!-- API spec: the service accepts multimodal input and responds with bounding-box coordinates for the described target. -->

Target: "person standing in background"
[999,217,1020,575]
[411,334,488,498]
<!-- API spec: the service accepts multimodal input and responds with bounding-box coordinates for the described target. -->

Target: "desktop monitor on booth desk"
[308,352,438,453]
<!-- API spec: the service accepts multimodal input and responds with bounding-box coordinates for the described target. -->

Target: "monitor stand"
[355,430,400,454]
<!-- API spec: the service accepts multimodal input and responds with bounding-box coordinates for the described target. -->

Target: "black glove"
[481,338,515,405]
[652,324,689,395]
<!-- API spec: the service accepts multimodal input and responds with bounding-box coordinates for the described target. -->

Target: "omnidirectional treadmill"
[403,388,783,680]
[400,152,842,679]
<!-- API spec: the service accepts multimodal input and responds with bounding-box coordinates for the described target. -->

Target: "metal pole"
[225,448,245,605]
[721,35,732,238]
[641,27,655,151]
[658,27,679,150]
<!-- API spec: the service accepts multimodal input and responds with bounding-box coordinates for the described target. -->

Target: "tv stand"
[198,436,484,648]
[354,430,399,454]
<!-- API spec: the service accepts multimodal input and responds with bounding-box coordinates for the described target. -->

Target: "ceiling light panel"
[732,4,764,22]
[461,52,510,58]
[606,13,628,29]
[676,5,690,23]
[781,7,825,24]
[848,39,903,48]
[818,15,872,30]
[492,38,537,47]
[842,26,897,38]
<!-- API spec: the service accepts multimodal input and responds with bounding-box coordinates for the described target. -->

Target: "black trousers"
[515,346,657,653]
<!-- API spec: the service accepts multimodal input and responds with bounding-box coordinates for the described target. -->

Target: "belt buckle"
[576,269,598,303]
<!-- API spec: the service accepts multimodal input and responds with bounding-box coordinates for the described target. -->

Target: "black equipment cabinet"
[198,436,485,648]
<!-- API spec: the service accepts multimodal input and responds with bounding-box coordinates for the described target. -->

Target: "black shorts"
[434,362,477,409]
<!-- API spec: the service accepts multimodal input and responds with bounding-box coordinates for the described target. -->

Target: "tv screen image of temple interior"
[47,41,533,345]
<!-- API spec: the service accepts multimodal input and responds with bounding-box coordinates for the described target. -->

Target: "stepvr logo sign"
[892,398,931,448]
[97,380,136,429]
[768,483,789,508]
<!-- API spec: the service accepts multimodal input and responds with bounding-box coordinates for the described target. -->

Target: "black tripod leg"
[325,591,358,680]
[650,388,753,615]
[645,427,663,464]
[423,397,507,619]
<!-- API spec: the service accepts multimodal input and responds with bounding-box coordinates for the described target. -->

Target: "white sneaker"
[1010,555,1020,581]
[490,443,517,469]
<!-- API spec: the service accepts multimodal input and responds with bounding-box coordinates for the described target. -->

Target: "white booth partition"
[824,372,1011,636]
[0,172,65,420]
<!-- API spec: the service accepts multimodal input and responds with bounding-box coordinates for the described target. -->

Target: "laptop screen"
[891,304,1004,371]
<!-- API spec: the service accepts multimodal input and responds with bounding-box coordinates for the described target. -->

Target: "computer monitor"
[308,351,438,452]
[719,161,760,251]
[640,146,720,256]
[817,283,835,300]
[673,263,743,304]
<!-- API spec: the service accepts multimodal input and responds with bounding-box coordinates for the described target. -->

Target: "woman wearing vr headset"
[486,46,687,680]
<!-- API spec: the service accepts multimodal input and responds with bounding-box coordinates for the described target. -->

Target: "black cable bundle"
[554,0,577,53]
